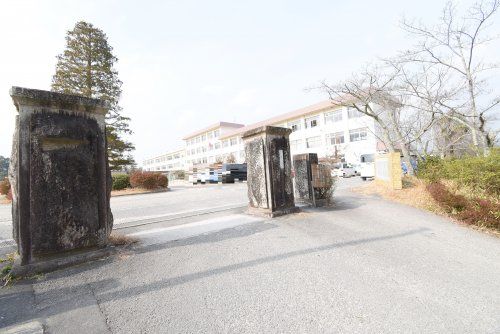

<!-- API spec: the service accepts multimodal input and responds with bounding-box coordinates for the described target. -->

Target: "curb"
[111,188,170,197]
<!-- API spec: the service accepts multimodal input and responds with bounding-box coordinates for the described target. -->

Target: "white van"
[359,154,375,180]
[332,162,356,178]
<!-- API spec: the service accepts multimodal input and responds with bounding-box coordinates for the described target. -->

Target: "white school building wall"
[220,101,380,164]
[182,122,245,167]
[142,100,383,171]
[143,148,186,172]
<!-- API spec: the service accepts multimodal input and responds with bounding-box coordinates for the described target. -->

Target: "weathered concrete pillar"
[242,126,298,217]
[9,87,113,266]
[292,153,318,206]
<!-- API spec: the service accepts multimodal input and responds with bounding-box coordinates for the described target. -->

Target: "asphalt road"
[1,178,499,333]
[0,182,250,256]
[0,178,359,227]
[0,179,359,253]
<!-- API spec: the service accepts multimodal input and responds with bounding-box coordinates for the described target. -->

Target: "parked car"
[207,169,220,183]
[188,169,199,184]
[188,166,210,184]
[221,163,247,183]
[332,163,356,178]
[198,170,208,184]
[351,163,361,176]
[359,154,375,181]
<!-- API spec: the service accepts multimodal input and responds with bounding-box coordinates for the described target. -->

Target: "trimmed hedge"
[112,174,130,191]
[0,178,10,195]
[418,149,500,196]
[129,171,168,190]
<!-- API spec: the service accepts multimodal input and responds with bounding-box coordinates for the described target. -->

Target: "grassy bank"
[355,150,500,236]
[355,177,499,236]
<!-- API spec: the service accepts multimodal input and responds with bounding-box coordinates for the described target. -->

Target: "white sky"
[0,0,497,164]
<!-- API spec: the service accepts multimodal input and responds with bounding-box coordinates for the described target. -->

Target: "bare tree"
[384,59,458,157]
[319,64,398,151]
[225,153,236,164]
[215,156,224,164]
[432,117,474,157]
[400,0,500,153]
[319,63,430,175]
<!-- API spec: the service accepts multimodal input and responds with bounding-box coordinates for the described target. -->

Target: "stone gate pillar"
[242,126,298,217]
[292,153,318,206]
[9,87,113,265]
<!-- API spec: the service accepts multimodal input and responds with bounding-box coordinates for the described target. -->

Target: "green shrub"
[313,164,337,206]
[417,156,445,182]
[129,171,168,190]
[112,174,130,190]
[444,151,499,196]
[0,178,10,195]
[418,149,500,196]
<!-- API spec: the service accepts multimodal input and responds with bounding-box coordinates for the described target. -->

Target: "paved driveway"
[1,179,499,333]
[0,179,361,254]
[0,182,250,257]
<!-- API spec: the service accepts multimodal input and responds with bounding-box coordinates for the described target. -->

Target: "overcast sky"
[0,0,497,164]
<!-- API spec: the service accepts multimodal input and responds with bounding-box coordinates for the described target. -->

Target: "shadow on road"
[97,227,429,302]
[300,194,368,213]
[0,225,429,329]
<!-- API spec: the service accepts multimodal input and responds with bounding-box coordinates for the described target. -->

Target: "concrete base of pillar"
[246,206,300,218]
[10,245,119,277]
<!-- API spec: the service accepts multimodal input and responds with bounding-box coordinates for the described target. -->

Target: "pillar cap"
[10,86,110,115]
[241,125,292,139]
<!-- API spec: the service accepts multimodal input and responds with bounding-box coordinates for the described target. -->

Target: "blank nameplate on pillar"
[41,137,89,151]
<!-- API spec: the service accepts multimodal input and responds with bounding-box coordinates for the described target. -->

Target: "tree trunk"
[380,126,396,152]
[388,110,415,175]
[459,48,481,155]
[467,77,480,153]
[399,143,414,176]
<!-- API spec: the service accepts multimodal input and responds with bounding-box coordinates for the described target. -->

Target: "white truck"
[359,154,375,181]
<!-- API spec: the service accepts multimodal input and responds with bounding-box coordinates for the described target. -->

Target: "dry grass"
[0,252,16,287]
[354,177,445,214]
[108,232,139,246]
[442,179,499,204]
[353,177,499,237]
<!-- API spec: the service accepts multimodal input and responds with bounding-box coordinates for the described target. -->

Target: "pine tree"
[0,156,9,179]
[52,21,135,170]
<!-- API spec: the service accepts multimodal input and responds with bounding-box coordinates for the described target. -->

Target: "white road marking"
[0,214,262,248]
[127,214,263,243]
[113,203,247,225]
